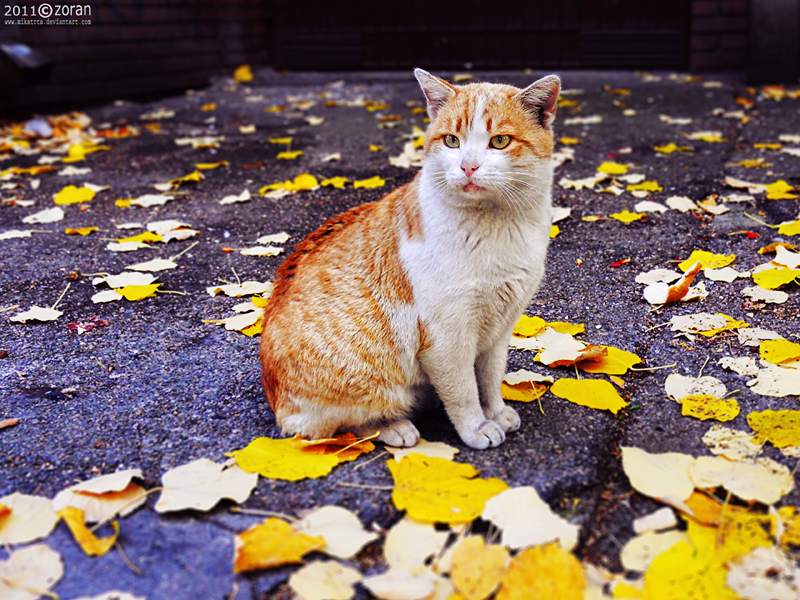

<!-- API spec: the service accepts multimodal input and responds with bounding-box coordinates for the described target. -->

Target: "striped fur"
[260,69,560,449]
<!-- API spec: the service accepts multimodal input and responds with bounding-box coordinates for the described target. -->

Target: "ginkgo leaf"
[621,446,695,503]
[277,150,304,160]
[578,346,642,375]
[665,195,698,212]
[220,189,251,204]
[752,267,800,289]
[760,339,800,365]
[635,268,682,285]
[777,219,800,236]
[155,458,258,513]
[679,394,740,422]
[741,285,789,304]
[449,536,509,600]
[353,176,386,189]
[704,266,749,282]
[678,250,735,271]
[292,432,376,462]
[688,130,726,142]
[610,210,645,223]
[385,440,459,462]
[690,455,794,505]
[0,492,59,545]
[233,517,326,573]
[549,378,627,414]
[129,194,174,207]
[635,200,668,213]
[115,283,160,301]
[196,161,229,170]
[482,486,579,550]
[383,517,451,570]
[495,543,585,600]
[0,544,64,600]
[747,410,800,448]
[231,436,340,481]
[285,174,319,191]
[9,306,62,323]
[388,454,509,524]
[52,469,146,523]
[207,281,273,297]
[288,560,362,600]
[65,227,98,236]
[56,506,119,557]
[92,290,123,303]
[597,161,628,175]
[54,185,95,205]
[293,505,378,559]
[501,380,549,403]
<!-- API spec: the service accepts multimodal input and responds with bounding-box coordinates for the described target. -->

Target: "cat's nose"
[461,160,479,177]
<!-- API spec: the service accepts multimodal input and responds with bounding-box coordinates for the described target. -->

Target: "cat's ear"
[414,68,456,120]
[515,74,561,130]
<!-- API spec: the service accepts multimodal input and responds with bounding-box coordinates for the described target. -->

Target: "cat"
[259,68,560,449]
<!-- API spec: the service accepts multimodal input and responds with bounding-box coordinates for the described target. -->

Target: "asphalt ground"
[1,67,799,599]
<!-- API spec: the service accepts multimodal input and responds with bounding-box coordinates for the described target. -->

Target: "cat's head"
[415,68,560,210]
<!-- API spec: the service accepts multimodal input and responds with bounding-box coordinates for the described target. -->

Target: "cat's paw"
[459,420,506,450]
[378,419,420,448]
[489,405,521,433]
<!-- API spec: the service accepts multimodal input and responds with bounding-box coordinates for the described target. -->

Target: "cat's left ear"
[515,75,561,130]
[415,68,456,120]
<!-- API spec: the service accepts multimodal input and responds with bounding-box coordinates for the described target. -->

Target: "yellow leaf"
[578,346,642,375]
[638,540,739,600]
[268,137,293,145]
[284,173,319,191]
[754,143,782,149]
[116,231,163,244]
[747,410,800,448]
[195,161,229,170]
[201,102,216,111]
[353,176,386,189]
[654,143,692,154]
[292,432,376,463]
[765,180,798,200]
[115,198,132,208]
[627,181,663,192]
[277,150,304,160]
[692,132,727,143]
[760,339,800,364]
[115,283,161,301]
[64,227,98,236]
[501,381,548,403]
[321,176,351,189]
[387,454,509,524]
[251,296,270,308]
[695,314,749,337]
[168,170,204,188]
[54,185,96,205]
[728,158,771,168]
[234,517,325,573]
[778,506,800,549]
[687,515,775,564]
[231,436,340,481]
[369,144,384,152]
[241,319,263,337]
[512,315,547,337]
[547,321,585,336]
[56,506,119,557]
[559,137,582,145]
[233,64,253,83]
[752,268,800,289]
[450,536,509,600]
[495,543,585,600]
[678,250,735,271]
[549,224,560,238]
[778,219,800,236]
[679,394,740,422]
[610,210,645,223]
[597,161,628,175]
[550,379,628,414]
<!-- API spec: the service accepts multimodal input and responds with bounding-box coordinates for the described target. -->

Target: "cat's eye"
[489,135,511,149]
[443,134,460,148]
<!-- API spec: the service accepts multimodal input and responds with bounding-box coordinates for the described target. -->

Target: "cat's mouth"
[462,182,485,193]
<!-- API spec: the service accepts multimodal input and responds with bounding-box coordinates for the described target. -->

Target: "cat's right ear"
[414,68,456,120]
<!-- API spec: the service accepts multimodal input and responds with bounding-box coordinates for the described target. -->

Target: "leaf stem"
[51,281,71,310]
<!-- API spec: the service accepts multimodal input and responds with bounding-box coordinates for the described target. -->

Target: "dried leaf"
[125,258,178,272]
[289,560,362,600]
[643,260,703,305]
[495,543,585,600]
[669,313,748,337]
[726,546,798,600]
[384,517,450,570]
[747,363,800,397]
[155,458,257,513]
[666,196,698,212]
[0,493,59,545]
[0,544,63,600]
[747,410,800,448]
[690,456,794,504]
[760,339,800,365]
[550,378,628,414]
[56,506,119,556]
[233,517,325,573]
[385,440,459,462]
[665,373,727,400]
[387,454,509,524]
[620,530,689,572]
[115,283,160,301]
[22,207,64,224]
[9,306,62,323]
[678,250,735,271]
[277,150,304,160]
[65,226,98,236]
[679,394,740,422]
[621,446,695,503]
[702,425,762,460]
[578,346,642,375]
[362,567,443,600]
[52,469,147,523]
[632,507,679,534]
[450,536,509,600]
[231,436,341,481]
[293,505,378,559]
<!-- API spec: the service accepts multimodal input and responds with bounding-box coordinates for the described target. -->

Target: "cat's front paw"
[459,420,506,450]
[378,419,420,448]
[489,405,521,433]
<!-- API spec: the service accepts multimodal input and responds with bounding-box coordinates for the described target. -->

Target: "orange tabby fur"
[260,69,560,448]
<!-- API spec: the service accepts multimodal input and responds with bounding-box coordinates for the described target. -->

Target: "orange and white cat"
[260,69,560,449]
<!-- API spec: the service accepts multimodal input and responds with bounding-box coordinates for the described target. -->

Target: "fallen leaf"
[289,560,362,600]
[665,373,727,400]
[621,446,695,503]
[718,356,760,377]
[747,410,800,448]
[233,64,253,83]
[231,436,343,481]
[726,546,798,600]
[0,492,59,545]
[22,207,64,224]
[125,258,178,272]
[387,454,509,524]
[155,458,257,513]
[765,180,798,200]
[234,517,325,573]
[549,378,627,414]
[256,232,291,245]
[643,260,703,305]
[620,529,689,572]
[277,150,304,160]
[56,506,119,556]
[362,567,444,600]
[482,486,579,550]
[0,230,34,240]
[321,176,351,189]
[627,180,663,193]
[610,210,645,223]
[9,306,62,323]
[679,394,740,422]
[665,196,698,212]
[702,425,762,460]
[669,313,748,337]
[117,231,162,244]
[634,200,668,213]
[115,283,161,301]
[690,455,794,505]
[578,346,642,375]
[450,536,509,600]
[687,130,726,142]
[220,190,251,205]
[747,363,800,397]
[54,184,95,205]
[384,517,450,571]
[654,142,692,154]
[293,505,378,559]
[207,281,273,297]
[632,507,679,535]
[752,267,800,289]
[65,227,98,236]
[385,440,460,462]
[0,544,64,600]
[495,543,585,600]
[704,266,749,282]
[760,339,800,365]
[353,176,385,189]
[597,161,628,175]
[678,250,735,271]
